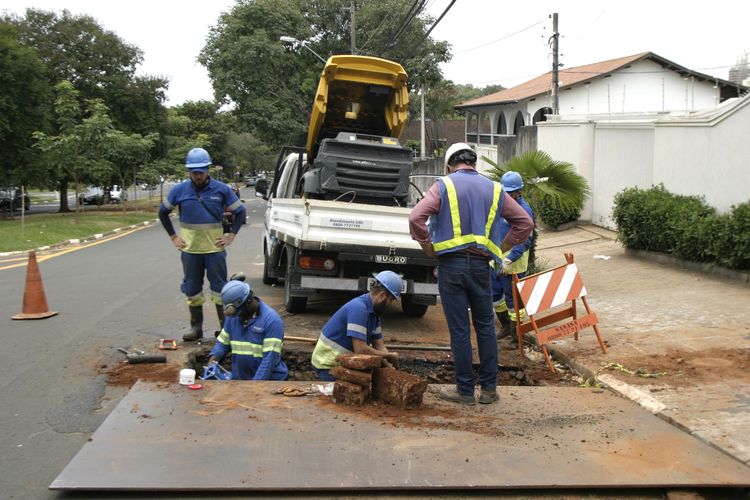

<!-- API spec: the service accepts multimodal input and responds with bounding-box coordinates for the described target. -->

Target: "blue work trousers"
[180,251,227,302]
[437,255,498,396]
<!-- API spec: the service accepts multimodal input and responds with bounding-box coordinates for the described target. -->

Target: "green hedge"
[536,195,581,228]
[612,185,750,270]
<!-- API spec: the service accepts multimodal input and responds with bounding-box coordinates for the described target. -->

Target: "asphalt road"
[0,189,269,499]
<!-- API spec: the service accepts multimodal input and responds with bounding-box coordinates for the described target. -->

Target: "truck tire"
[284,259,307,313]
[262,245,278,285]
[401,295,429,317]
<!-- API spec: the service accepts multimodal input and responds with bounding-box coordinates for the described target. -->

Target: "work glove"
[500,258,513,275]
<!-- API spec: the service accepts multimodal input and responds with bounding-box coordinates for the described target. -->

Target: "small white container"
[179,368,196,385]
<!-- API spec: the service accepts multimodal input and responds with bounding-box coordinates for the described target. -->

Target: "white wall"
[538,94,750,229]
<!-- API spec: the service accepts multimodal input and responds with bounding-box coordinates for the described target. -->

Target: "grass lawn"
[0,211,158,252]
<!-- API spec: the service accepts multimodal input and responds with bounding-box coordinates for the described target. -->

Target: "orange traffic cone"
[12,250,58,320]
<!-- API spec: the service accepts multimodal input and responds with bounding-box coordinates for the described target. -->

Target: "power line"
[384,0,425,54]
[453,19,545,55]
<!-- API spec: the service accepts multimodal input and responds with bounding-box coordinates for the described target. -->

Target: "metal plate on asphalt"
[51,381,750,492]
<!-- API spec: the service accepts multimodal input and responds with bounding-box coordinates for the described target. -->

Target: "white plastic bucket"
[179,368,196,385]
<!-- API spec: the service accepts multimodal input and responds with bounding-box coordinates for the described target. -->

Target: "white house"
[454,52,748,228]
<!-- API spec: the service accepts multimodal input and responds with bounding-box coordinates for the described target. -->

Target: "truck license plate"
[375,255,407,264]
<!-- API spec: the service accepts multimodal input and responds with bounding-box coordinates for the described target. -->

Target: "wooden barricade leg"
[529,315,555,372]
[582,295,607,354]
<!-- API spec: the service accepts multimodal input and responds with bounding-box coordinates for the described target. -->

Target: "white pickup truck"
[258,150,439,316]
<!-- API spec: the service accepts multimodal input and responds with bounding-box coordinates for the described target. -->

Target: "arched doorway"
[496,112,507,134]
[532,107,553,124]
[513,111,525,133]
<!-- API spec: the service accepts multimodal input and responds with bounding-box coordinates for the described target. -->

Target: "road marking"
[0,226,147,271]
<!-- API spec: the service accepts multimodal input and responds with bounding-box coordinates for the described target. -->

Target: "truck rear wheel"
[284,260,307,313]
[262,247,278,285]
[401,295,429,317]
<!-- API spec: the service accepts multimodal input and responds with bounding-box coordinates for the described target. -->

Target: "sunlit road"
[0,188,268,499]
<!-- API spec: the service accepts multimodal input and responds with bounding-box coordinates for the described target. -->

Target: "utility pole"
[420,86,426,158]
[551,12,560,115]
[350,2,356,54]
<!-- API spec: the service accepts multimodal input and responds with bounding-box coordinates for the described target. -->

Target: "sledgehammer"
[116,348,166,364]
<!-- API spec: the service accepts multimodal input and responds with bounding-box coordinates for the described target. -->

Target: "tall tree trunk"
[58,180,71,213]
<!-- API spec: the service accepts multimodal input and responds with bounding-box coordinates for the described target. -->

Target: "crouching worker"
[311,271,402,381]
[206,279,288,380]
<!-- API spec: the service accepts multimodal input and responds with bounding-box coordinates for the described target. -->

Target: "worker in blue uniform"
[311,271,402,381]
[206,278,288,380]
[159,147,246,341]
[492,171,536,347]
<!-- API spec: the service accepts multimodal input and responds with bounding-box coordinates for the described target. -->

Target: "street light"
[279,36,327,64]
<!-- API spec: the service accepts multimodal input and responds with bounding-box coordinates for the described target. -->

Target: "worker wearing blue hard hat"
[493,171,536,347]
[206,275,288,380]
[158,147,247,341]
[311,270,402,381]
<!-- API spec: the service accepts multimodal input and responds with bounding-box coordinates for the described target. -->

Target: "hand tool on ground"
[158,339,178,350]
[116,347,167,364]
[201,363,232,381]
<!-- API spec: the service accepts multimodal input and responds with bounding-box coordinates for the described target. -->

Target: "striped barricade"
[511,253,607,372]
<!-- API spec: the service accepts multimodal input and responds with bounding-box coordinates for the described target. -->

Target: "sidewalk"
[531,225,750,466]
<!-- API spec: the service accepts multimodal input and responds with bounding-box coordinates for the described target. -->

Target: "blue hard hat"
[221,280,252,316]
[185,148,212,171]
[501,171,524,192]
[372,270,402,300]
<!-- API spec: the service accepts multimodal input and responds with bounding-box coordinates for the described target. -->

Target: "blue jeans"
[438,255,498,396]
[316,368,335,381]
[180,251,228,302]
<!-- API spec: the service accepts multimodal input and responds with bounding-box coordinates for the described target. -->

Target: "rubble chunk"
[333,381,370,405]
[372,367,428,408]
[336,354,383,370]
[330,365,372,387]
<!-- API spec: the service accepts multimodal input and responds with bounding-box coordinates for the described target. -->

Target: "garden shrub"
[612,185,749,270]
[536,195,581,229]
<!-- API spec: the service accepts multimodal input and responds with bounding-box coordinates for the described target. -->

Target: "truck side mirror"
[255,179,268,199]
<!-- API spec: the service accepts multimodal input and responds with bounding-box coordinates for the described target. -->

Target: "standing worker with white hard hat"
[206,276,288,380]
[311,270,403,381]
[409,143,533,405]
[492,171,536,346]
[159,147,247,341]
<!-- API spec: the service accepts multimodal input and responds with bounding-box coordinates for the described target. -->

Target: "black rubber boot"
[183,306,203,341]
[215,304,225,338]
[496,311,511,339]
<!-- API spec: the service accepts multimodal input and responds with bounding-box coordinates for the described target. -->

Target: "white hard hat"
[444,142,475,167]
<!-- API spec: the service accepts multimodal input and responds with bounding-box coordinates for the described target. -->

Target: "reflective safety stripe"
[210,291,222,305]
[180,226,223,254]
[180,222,223,230]
[186,293,205,306]
[347,323,367,335]
[263,337,283,354]
[217,329,230,345]
[312,333,353,369]
[493,300,508,313]
[509,308,527,322]
[432,177,503,260]
[227,199,242,211]
[230,340,263,357]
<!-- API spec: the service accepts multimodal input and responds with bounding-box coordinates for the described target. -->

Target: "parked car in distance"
[109,185,127,203]
[78,186,105,205]
[0,187,31,211]
[244,176,258,187]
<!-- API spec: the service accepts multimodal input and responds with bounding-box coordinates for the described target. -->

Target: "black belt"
[439,251,490,261]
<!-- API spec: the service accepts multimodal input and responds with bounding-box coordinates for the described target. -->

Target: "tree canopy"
[199,0,451,148]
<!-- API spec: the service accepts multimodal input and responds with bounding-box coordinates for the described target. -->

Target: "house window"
[497,112,507,134]
[513,111,525,133]
[532,107,553,124]
[480,112,491,133]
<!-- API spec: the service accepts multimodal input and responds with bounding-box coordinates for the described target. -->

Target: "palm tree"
[482,150,591,272]
[483,150,590,212]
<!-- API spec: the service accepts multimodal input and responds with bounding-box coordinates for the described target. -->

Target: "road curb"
[2,218,159,257]
[625,248,749,284]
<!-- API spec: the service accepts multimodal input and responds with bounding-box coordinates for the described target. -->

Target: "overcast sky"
[3,0,748,105]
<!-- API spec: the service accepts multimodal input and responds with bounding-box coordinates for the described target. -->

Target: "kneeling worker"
[311,271,402,381]
[206,279,288,380]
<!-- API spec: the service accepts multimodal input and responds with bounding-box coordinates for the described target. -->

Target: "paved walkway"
[530,225,750,467]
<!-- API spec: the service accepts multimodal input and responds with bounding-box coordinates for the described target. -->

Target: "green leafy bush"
[536,195,581,228]
[612,185,749,270]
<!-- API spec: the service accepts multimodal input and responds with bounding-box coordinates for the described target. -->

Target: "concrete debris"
[372,367,428,408]
[336,354,384,370]
[330,365,372,387]
[333,380,370,405]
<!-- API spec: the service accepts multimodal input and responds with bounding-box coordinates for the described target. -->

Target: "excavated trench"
[185,343,580,387]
